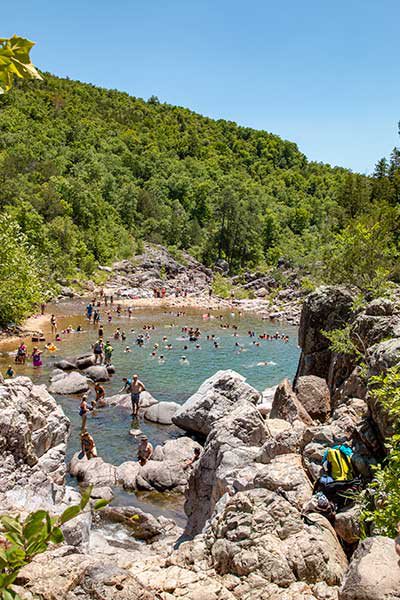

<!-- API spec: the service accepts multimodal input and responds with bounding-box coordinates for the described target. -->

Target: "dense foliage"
[360,367,400,538]
[1,74,400,323]
[0,74,359,276]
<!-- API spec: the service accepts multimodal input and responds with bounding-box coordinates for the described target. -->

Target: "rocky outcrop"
[296,286,355,391]
[339,536,400,599]
[17,548,153,600]
[0,377,70,509]
[173,370,262,437]
[184,380,268,535]
[203,488,347,597]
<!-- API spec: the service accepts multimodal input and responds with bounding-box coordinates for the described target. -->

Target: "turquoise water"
[0,301,300,513]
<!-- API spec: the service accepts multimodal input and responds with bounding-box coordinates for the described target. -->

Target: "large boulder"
[69,453,118,487]
[173,370,261,437]
[83,365,110,382]
[53,359,76,371]
[144,401,180,425]
[152,437,202,462]
[204,488,347,595]
[105,391,158,410]
[366,338,400,376]
[48,371,89,395]
[295,375,331,422]
[270,379,314,425]
[339,536,400,599]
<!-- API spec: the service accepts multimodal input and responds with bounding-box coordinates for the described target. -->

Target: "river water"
[0,300,300,521]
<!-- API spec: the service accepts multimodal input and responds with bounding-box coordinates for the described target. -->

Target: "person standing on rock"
[129,374,145,418]
[93,338,104,365]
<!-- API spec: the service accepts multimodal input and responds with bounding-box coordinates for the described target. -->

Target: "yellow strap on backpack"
[326,448,353,481]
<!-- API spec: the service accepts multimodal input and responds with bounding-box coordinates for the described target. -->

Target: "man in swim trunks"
[129,373,145,417]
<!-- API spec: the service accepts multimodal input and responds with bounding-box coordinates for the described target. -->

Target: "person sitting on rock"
[183,447,201,470]
[137,436,153,466]
[94,383,106,407]
[81,430,97,460]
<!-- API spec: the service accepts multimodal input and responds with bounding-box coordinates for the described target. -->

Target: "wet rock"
[105,391,158,410]
[339,536,400,599]
[295,375,331,422]
[75,353,96,370]
[173,370,261,437]
[53,359,76,371]
[48,371,89,394]
[270,379,314,425]
[83,365,110,382]
[99,506,170,541]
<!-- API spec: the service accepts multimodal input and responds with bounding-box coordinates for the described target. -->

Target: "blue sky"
[3,0,399,172]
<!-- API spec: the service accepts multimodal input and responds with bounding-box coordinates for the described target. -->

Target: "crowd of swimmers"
[3,293,291,472]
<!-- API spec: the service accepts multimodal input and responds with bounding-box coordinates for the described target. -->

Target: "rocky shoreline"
[1,285,399,599]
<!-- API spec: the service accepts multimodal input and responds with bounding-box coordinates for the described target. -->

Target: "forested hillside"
[0,73,399,321]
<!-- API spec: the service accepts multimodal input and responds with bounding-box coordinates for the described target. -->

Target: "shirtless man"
[129,374,146,417]
[137,435,153,466]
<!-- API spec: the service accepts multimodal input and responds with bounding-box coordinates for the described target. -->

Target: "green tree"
[0,215,42,325]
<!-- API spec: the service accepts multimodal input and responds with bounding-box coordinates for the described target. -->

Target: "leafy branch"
[0,487,108,599]
[0,36,42,94]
